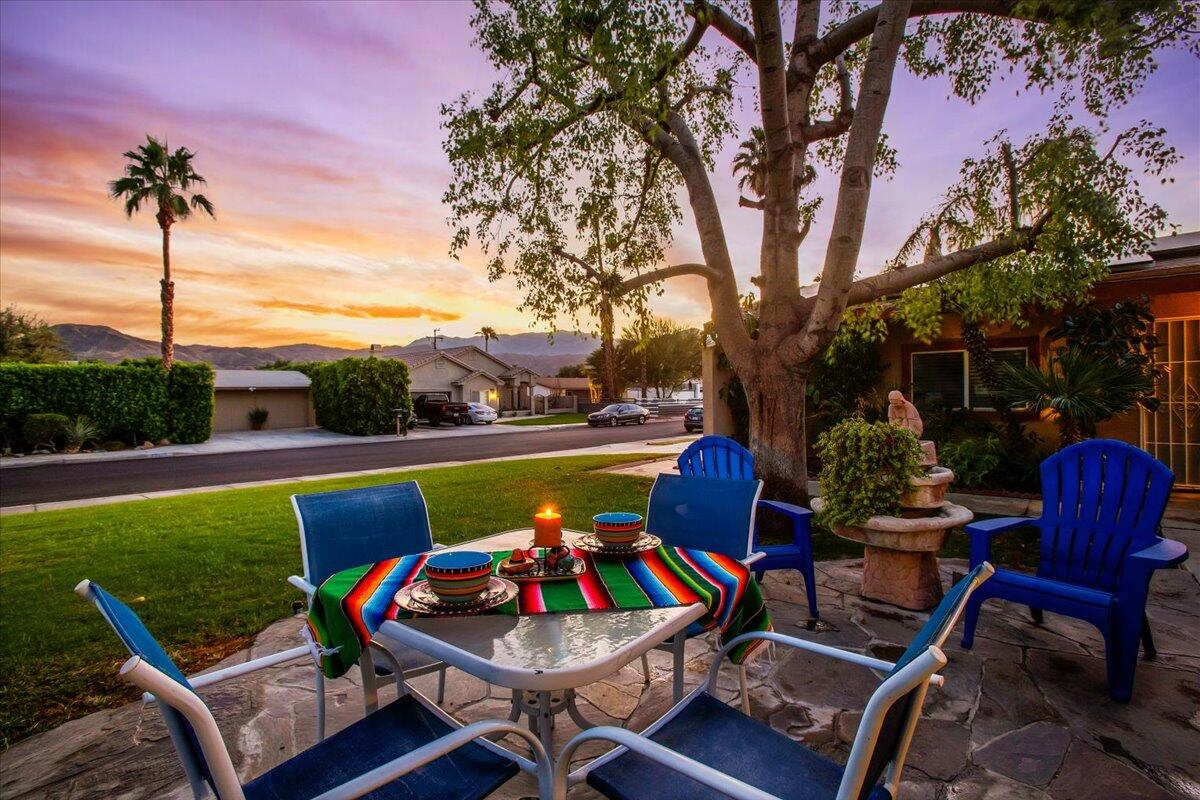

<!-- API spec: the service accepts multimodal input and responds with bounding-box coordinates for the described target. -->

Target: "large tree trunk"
[159,223,174,371]
[746,364,809,503]
[598,298,616,401]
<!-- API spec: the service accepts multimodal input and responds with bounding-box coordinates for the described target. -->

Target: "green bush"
[22,413,69,450]
[815,418,923,526]
[309,358,411,436]
[0,361,214,448]
[940,435,1004,488]
[166,362,214,443]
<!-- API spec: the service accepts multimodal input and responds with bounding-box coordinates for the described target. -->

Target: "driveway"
[0,418,685,507]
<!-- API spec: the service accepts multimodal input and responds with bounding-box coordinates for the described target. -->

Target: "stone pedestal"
[812,499,974,610]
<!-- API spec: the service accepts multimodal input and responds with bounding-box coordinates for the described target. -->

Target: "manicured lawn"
[0,453,654,746]
[497,412,589,425]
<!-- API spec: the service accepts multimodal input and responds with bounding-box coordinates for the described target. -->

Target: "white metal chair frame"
[288,491,448,741]
[642,474,765,714]
[558,564,995,800]
[77,579,551,800]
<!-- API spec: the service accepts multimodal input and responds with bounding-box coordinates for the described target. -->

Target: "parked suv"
[412,393,470,426]
[587,403,651,427]
[684,406,703,432]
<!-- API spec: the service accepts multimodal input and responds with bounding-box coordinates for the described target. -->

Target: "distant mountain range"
[51,324,596,375]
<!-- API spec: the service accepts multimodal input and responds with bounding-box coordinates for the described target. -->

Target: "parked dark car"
[587,403,651,427]
[683,406,703,432]
[412,393,469,426]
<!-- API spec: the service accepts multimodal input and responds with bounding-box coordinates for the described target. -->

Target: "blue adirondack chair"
[961,439,1187,702]
[678,436,818,618]
[554,564,995,800]
[288,481,447,741]
[75,580,550,800]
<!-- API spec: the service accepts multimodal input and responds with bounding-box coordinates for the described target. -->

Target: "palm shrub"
[815,418,923,526]
[1000,349,1153,449]
[63,416,103,453]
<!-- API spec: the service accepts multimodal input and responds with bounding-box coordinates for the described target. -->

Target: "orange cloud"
[256,299,460,321]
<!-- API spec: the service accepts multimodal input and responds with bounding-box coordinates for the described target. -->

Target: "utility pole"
[429,328,445,350]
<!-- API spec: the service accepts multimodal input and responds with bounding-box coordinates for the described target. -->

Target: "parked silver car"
[466,402,498,424]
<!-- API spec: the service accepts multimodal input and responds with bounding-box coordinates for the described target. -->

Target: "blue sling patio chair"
[643,473,766,713]
[960,438,1187,702]
[288,481,448,741]
[75,580,550,800]
[552,563,995,800]
[678,436,818,618]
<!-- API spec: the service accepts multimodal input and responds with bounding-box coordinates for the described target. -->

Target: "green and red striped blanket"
[306,547,771,678]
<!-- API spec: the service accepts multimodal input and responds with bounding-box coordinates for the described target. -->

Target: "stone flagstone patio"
[3,555,1197,800]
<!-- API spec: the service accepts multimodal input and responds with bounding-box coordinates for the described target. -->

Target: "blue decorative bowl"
[424,550,493,604]
[593,512,644,545]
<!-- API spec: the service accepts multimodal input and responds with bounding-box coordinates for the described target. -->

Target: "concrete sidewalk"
[0,422,546,470]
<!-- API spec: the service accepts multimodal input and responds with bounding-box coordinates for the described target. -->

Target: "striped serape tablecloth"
[306,547,771,679]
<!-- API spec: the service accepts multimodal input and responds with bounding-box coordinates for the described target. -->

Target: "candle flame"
[542,506,554,516]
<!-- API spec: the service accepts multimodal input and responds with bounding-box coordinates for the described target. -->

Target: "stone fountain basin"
[900,466,955,510]
[810,498,973,551]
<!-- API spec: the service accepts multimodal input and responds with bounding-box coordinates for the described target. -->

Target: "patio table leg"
[360,647,379,714]
[672,631,686,703]
[537,691,554,753]
[565,688,596,731]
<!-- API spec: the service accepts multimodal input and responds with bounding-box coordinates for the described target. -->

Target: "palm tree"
[477,326,499,353]
[731,126,768,200]
[1000,349,1153,449]
[109,135,214,370]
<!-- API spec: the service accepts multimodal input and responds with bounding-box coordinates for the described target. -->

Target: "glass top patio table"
[377,529,706,692]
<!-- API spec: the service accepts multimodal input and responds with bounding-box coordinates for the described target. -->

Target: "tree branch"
[651,17,709,85]
[800,55,855,141]
[807,1,1021,69]
[797,0,911,361]
[551,247,604,283]
[1000,141,1021,229]
[834,210,1053,308]
[619,263,718,294]
[689,1,758,62]
[740,195,766,209]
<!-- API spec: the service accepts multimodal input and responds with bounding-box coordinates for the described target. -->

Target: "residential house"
[533,376,596,413]
[394,346,541,412]
[703,231,1199,487]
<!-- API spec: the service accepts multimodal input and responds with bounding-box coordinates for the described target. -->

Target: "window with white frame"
[911,347,1028,410]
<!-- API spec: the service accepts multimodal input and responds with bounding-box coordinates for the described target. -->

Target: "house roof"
[443,345,517,373]
[452,369,504,386]
[214,369,310,390]
[536,376,591,390]
[1107,230,1200,279]
[392,350,480,374]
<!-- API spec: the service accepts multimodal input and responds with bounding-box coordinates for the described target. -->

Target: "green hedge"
[310,358,411,435]
[0,361,214,448]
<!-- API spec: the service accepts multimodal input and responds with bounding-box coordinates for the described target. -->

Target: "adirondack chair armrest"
[756,500,813,547]
[964,517,1033,565]
[1128,538,1189,570]
[311,719,552,800]
[288,575,317,598]
[743,551,767,567]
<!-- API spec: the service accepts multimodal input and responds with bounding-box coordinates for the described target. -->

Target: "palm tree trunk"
[160,223,174,371]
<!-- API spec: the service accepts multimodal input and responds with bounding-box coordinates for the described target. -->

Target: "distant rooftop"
[214,369,310,390]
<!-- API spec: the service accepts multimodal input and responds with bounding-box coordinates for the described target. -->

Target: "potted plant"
[814,418,924,526]
[64,416,103,454]
[249,406,269,431]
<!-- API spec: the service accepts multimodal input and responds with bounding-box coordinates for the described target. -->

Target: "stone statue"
[889,390,937,466]
[887,390,923,438]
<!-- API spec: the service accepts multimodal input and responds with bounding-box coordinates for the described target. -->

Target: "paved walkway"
[5,556,1196,799]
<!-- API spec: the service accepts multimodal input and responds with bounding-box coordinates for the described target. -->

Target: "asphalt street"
[0,419,683,507]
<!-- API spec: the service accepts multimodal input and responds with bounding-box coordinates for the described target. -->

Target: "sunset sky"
[1,1,1197,349]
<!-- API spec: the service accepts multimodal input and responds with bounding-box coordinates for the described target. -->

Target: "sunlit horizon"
[1,1,1196,349]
